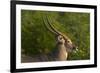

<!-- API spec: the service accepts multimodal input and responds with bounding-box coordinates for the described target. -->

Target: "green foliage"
[21,10,90,60]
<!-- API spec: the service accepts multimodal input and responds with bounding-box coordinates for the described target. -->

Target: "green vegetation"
[21,10,90,60]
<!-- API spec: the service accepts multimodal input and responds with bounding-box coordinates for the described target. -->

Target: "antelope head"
[42,15,78,53]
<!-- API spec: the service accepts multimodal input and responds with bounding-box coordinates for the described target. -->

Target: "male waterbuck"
[21,15,78,63]
[43,15,78,61]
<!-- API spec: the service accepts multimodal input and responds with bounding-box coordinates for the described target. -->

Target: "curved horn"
[42,15,58,35]
[46,15,69,40]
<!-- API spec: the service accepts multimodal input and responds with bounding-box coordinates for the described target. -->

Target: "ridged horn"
[46,15,69,40]
[42,15,58,35]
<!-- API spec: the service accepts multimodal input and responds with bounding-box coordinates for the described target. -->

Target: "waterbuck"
[43,15,78,61]
[21,15,78,63]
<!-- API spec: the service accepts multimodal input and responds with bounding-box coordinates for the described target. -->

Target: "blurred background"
[21,10,90,61]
